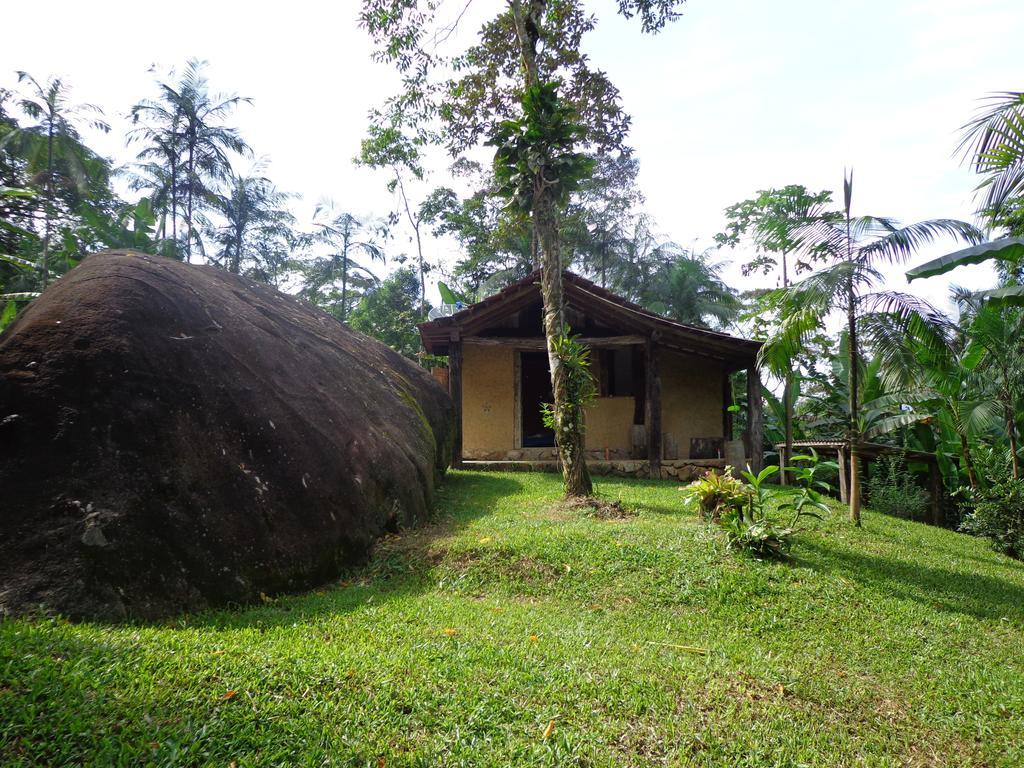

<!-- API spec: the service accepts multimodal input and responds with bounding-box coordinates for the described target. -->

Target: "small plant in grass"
[781,450,839,518]
[714,455,831,560]
[684,466,746,521]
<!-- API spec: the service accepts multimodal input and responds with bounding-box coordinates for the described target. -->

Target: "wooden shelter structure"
[777,440,944,525]
[420,270,763,477]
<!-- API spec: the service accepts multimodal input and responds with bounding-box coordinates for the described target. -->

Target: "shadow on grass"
[181,471,525,630]
[798,538,1024,625]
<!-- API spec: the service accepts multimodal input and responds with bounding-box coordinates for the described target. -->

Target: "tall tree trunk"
[230,224,242,274]
[1000,369,1020,480]
[170,154,178,259]
[537,200,592,497]
[513,0,592,497]
[394,170,426,317]
[781,250,793,485]
[847,281,862,525]
[1008,416,1020,481]
[341,246,349,322]
[185,140,194,263]
[40,119,54,289]
[782,377,794,483]
[958,431,979,490]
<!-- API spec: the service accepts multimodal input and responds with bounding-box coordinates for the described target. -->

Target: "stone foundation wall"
[461,457,733,482]
[463,447,634,462]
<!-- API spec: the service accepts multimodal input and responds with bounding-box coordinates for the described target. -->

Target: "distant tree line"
[1,59,739,361]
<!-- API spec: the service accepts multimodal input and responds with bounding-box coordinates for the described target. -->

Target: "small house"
[419,271,763,479]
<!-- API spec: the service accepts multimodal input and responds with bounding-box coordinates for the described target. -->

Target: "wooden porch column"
[645,336,662,477]
[746,365,764,474]
[928,460,944,526]
[722,370,733,441]
[837,447,849,504]
[448,333,463,469]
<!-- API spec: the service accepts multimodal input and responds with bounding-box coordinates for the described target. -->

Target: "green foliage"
[906,238,1024,283]
[605,223,740,328]
[865,454,930,521]
[539,332,597,432]
[684,467,746,521]
[960,449,1024,559]
[437,281,463,306]
[348,267,424,360]
[0,298,17,332]
[299,205,385,319]
[490,82,596,214]
[962,482,1024,560]
[957,90,1024,223]
[778,450,838,519]
[206,170,295,280]
[693,457,829,561]
[716,184,838,279]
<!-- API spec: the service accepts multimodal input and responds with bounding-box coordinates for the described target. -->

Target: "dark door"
[520,351,555,447]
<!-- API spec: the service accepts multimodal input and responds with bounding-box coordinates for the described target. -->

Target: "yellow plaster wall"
[660,350,725,458]
[584,397,635,452]
[460,344,725,460]
[462,344,515,455]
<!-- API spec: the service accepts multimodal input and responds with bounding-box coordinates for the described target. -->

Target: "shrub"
[865,455,929,521]
[960,479,1024,560]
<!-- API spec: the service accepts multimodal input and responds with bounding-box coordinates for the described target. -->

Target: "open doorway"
[519,351,555,448]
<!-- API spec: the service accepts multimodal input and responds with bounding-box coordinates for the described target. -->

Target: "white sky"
[4,0,1023,314]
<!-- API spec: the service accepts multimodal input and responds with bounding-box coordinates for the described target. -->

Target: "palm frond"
[858,218,985,265]
[958,90,1024,214]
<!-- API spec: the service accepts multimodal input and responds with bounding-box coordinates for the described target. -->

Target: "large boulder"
[0,251,453,620]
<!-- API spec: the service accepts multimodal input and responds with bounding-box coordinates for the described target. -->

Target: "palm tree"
[717,185,838,481]
[3,73,109,287]
[206,168,294,277]
[127,160,174,245]
[131,61,250,263]
[959,90,1024,225]
[302,203,386,320]
[908,319,1001,490]
[958,300,1024,479]
[762,171,984,524]
[129,85,183,255]
[644,247,740,329]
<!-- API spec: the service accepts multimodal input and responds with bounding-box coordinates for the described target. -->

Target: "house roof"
[419,270,761,369]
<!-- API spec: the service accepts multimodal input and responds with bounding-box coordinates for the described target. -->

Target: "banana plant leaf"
[975,284,1024,308]
[905,238,1024,281]
[0,253,39,271]
[0,186,36,198]
[0,292,41,301]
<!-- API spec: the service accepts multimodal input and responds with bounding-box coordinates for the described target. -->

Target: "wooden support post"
[448,335,463,469]
[837,448,849,504]
[779,443,788,486]
[722,370,733,441]
[645,337,662,477]
[929,460,943,526]
[746,365,764,474]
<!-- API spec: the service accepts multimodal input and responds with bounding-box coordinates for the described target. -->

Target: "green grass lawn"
[2,471,1023,767]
